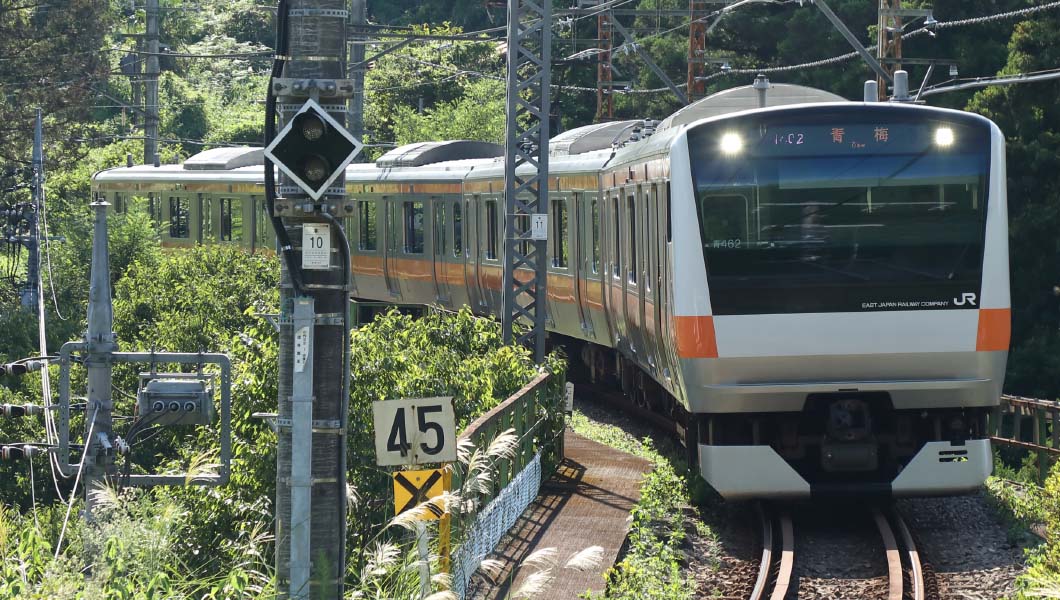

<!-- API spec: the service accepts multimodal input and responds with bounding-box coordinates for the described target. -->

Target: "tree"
[0,1,114,175]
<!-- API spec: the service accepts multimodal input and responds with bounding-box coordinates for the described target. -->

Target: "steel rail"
[892,510,926,600]
[749,503,774,600]
[771,512,794,600]
[872,507,905,600]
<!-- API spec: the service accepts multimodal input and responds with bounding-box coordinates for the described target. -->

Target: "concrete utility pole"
[144,0,160,165]
[83,199,117,516]
[349,0,367,156]
[270,1,352,598]
[19,109,42,311]
[502,0,551,363]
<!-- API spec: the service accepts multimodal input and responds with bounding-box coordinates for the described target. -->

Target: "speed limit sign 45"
[372,397,457,466]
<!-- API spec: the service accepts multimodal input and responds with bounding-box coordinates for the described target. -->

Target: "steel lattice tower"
[503,0,551,363]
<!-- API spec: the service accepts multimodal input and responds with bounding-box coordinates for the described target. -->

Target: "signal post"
[265,1,362,598]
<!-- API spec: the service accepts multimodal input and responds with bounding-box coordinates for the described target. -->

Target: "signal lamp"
[296,112,327,142]
[264,98,364,200]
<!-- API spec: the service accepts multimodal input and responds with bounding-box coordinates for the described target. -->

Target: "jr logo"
[953,292,978,307]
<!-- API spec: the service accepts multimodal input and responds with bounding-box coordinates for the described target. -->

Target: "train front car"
[671,104,1009,499]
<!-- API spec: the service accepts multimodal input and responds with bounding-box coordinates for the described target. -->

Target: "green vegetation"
[987,457,1060,599]
[569,411,700,600]
[0,234,562,597]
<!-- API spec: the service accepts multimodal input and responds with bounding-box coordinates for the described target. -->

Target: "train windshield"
[687,107,992,315]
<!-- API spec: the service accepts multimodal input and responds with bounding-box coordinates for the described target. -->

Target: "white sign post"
[531,213,548,241]
[301,223,331,270]
[372,397,457,466]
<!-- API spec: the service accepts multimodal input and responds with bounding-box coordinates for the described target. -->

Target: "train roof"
[656,82,847,131]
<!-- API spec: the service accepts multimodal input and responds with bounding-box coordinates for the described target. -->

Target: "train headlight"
[934,127,954,147]
[719,132,743,155]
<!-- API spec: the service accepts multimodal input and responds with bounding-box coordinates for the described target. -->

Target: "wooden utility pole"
[877,0,902,101]
[687,0,708,103]
[595,10,613,122]
[144,0,160,164]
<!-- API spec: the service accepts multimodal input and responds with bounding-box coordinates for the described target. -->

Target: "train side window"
[201,196,214,242]
[627,193,637,284]
[169,196,190,239]
[358,199,377,251]
[452,201,463,257]
[591,197,600,274]
[612,196,620,279]
[435,200,447,255]
[220,198,242,242]
[149,193,161,224]
[256,199,270,248]
[550,197,568,268]
[665,183,672,243]
[485,198,498,260]
[403,200,424,254]
[113,193,125,213]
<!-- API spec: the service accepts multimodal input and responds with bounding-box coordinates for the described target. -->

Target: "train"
[92,79,1009,499]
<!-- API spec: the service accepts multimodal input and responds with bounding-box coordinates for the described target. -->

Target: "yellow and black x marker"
[392,468,450,520]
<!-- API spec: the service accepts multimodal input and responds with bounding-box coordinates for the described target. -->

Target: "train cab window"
[611,196,620,279]
[699,195,750,249]
[452,201,463,257]
[169,196,190,239]
[434,200,447,254]
[149,193,162,224]
[220,197,242,242]
[403,200,424,254]
[550,198,568,268]
[591,197,600,274]
[485,199,498,260]
[358,200,377,251]
[627,194,637,284]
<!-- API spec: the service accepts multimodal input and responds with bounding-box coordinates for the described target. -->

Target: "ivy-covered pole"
[267,1,357,598]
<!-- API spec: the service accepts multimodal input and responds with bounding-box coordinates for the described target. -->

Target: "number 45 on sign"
[372,397,457,466]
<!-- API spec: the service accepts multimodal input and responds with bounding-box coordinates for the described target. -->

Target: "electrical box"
[136,374,215,426]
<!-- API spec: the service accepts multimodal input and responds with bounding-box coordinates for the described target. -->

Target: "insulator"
[0,404,42,418]
[1,445,44,460]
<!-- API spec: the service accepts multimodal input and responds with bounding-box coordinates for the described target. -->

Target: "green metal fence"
[990,394,1060,483]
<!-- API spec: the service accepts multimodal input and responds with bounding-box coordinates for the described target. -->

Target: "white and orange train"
[93,82,1010,499]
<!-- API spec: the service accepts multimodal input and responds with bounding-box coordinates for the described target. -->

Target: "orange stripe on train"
[674,315,718,359]
[976,308,1010,352]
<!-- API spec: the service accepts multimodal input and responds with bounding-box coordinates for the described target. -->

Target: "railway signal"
[264,99,362,201]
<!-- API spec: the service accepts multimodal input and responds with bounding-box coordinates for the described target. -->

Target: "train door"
[624,187,645,358]
[638,184,656,370]
[479,196,500,312]
[463,195,484,311]
[432,197,450,304]
[650,183,664,371]
[572,192,591,334]
[604,190,624,345]
[383,196,400,297]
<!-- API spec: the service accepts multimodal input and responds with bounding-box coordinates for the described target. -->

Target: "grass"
[568,409,705,600]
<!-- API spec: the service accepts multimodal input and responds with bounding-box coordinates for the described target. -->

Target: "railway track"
[749,504,933,600]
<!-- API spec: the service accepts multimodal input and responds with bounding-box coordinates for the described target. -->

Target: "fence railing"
[448,368,566,598]
[990,394,1060,482]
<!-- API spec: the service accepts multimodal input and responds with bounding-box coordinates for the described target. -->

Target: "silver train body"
[93,83,1010,499]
